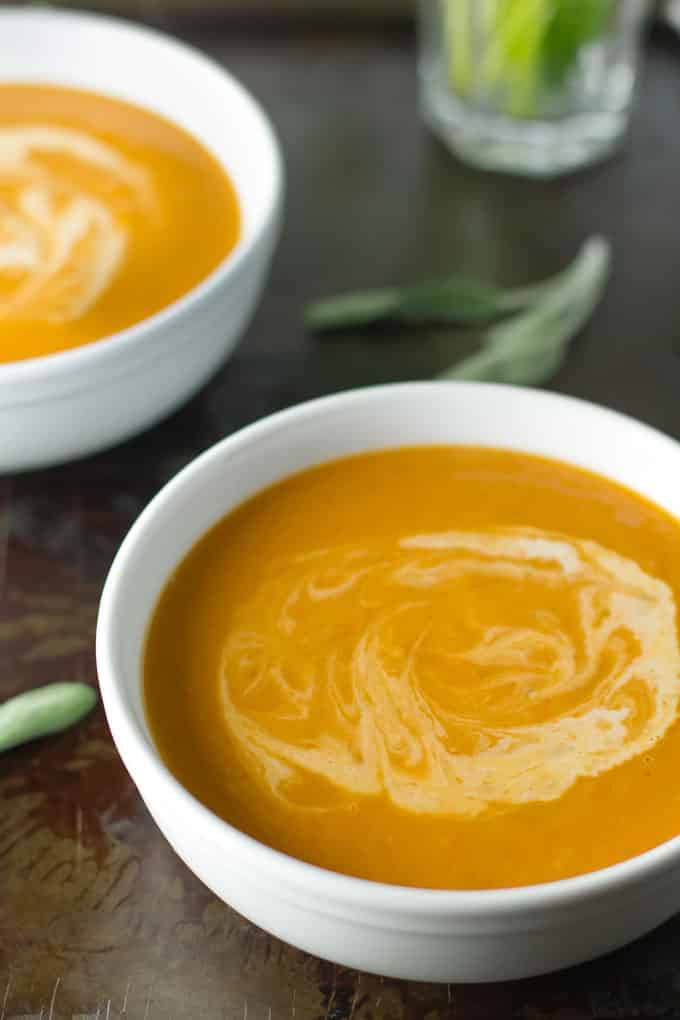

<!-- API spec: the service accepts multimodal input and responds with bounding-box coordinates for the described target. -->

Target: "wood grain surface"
[2,13,680,1019]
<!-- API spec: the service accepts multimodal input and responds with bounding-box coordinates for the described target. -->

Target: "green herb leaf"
[541,0,614,86]
[444,0,475,96]
[439,236,610,384]
[0,682,98,753]
[306,236,609,388]
[482,0,554,118]
[306,256,589,333]
[443,0,615,119]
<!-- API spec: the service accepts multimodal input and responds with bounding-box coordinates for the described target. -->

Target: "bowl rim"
[97,381,680,917]
[0,4,284,384]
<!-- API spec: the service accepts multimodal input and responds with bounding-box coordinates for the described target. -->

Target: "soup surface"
[0,84,240,362]
[144,448,680,889]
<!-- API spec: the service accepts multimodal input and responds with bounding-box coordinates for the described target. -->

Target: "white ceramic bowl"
[97,382,680,983]
[0,7,282,472]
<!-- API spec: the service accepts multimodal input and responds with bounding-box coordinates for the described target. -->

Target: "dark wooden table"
[3,13,680,1019]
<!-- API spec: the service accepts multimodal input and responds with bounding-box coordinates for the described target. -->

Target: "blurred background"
[11,0,677,34]
[7,0,670,22]
[8,0,414,20]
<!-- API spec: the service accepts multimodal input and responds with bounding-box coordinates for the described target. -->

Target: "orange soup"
[144,448,680,889]
[0,84,240,362]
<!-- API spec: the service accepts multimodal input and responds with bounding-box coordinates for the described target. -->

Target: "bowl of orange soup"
[0,7,282,471]
[97,382,680,982]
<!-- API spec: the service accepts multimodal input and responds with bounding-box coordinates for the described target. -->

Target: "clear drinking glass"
[418,0,648,177]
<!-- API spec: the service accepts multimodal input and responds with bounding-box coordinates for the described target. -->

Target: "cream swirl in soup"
[0,126,152,323]
[220,528,680,816]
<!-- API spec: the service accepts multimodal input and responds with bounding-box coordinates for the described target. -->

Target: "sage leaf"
[306,259,588,332]
[0,682,98,753]
[439,236,610,385]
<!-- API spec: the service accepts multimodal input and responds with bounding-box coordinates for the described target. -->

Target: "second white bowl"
[0,7,283,471]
